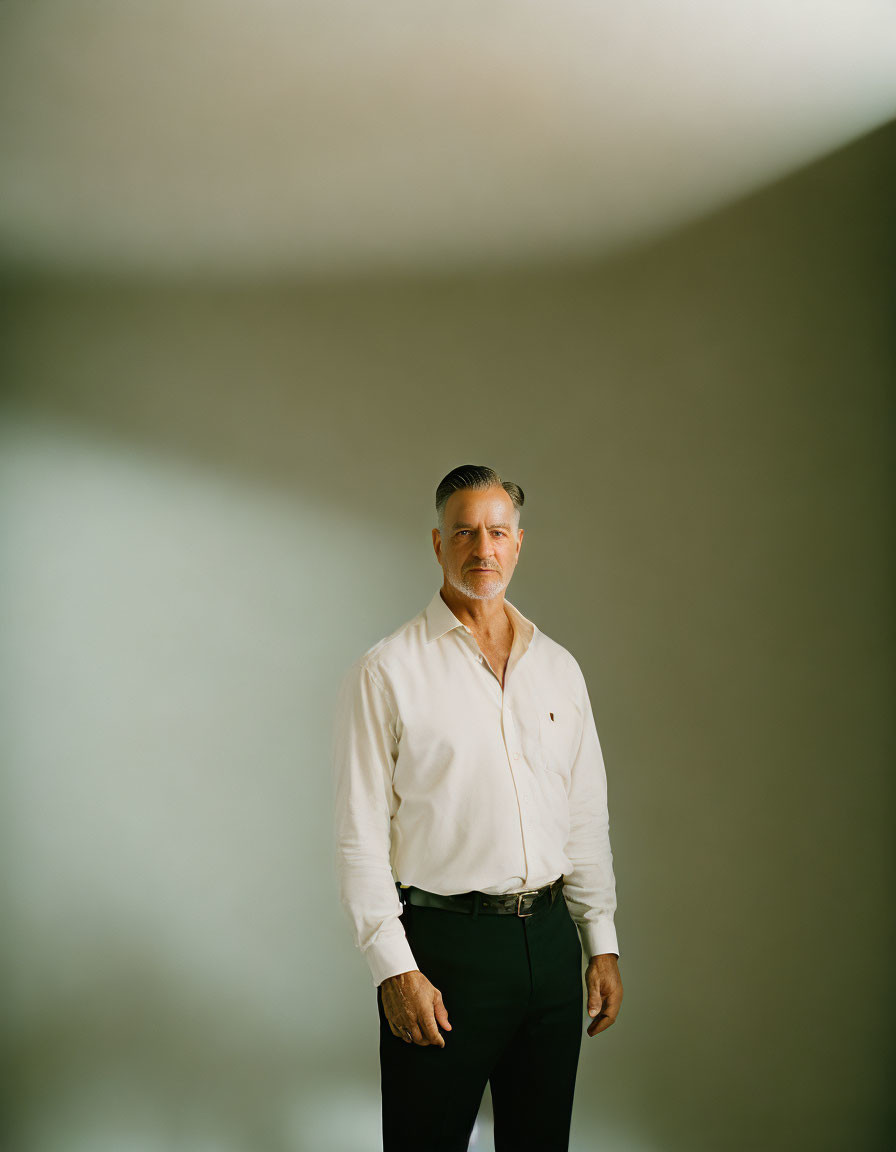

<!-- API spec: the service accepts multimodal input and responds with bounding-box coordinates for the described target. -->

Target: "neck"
[440,582,511,636]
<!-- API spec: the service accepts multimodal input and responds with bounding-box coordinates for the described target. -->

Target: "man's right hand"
[380,969,452,1047]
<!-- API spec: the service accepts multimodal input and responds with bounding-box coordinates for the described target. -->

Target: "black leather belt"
[397,876,563,918]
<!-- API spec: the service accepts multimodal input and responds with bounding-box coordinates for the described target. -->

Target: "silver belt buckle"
[515,888,541,917]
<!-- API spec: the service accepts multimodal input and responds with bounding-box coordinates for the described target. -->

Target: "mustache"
[464,563,500,572]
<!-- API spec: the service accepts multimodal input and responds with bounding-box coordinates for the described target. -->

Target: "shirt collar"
[423,588,537,651]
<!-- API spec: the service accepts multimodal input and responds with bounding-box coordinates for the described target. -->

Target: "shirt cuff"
[579,919,619,960]
[365,931,420,988]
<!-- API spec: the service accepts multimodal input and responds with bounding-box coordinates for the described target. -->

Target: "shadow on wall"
[4,936,327,1152]
[1,122,894,1152]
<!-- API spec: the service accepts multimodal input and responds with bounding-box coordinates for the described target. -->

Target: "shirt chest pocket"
[536,705,579,782]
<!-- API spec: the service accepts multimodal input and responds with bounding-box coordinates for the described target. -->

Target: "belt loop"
[471,891,480,920]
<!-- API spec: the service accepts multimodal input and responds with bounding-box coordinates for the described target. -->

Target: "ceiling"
[1,0,895,277]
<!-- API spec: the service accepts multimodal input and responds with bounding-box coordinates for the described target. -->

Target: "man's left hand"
[585,953,623,1037]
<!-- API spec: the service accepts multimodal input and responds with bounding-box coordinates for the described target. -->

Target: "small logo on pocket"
[549,712,554,721]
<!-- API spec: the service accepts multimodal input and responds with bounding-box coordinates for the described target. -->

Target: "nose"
[471,528,497,560]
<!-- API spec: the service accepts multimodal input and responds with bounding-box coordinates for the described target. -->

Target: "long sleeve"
[332,660,419,987]
[562,669,619,959]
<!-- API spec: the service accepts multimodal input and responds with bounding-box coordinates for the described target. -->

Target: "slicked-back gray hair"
[435,465,525,530]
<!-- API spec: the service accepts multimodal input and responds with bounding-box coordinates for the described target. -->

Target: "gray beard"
[447,568,505,601]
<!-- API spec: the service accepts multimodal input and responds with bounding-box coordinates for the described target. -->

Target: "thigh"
[378,982,485,1152]
[490,894,584,1152]
[379,903,531,1152]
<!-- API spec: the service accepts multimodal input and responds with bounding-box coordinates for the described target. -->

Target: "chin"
[456,578,505,602]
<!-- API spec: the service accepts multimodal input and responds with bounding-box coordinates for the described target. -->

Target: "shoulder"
[335,609,423,720]
[351,605,429,686]
[529,627,589,706]
[532,627,585,679]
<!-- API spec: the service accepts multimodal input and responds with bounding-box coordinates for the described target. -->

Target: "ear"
[515,527,524,557]
[432,527,443,564]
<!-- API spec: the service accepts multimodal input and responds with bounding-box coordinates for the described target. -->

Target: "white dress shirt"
[332,588,619,987]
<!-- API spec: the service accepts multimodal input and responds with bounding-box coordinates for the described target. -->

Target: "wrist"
[380,968,420,986]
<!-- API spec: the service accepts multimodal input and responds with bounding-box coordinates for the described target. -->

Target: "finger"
[385,1010,413,1042]
[587,1011,616,1037]
[601,985,622,1021]
[586,984,604,1020]
[433,992,452,1033]
[395,1017,416,1044]
[586,992,621,1037]
[408,1022,426,1046]
[419,1007,445,1048]
[386,1017,409,1042]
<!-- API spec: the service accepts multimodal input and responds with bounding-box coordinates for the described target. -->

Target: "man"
[333,464,622,1152]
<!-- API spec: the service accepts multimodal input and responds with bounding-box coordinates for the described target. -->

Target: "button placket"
[503,708,521,762]
[503,697,534,883]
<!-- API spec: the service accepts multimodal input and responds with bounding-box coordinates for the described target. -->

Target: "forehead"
[444,485,516,525]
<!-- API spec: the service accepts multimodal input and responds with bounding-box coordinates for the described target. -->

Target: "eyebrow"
[450,522,512,530]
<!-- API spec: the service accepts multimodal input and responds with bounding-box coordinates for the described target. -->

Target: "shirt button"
[477,656,483,663]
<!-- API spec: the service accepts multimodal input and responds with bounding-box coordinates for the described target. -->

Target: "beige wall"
[2,122,893,1151]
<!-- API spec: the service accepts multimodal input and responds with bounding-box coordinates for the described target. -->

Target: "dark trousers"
[377,883,584,1152]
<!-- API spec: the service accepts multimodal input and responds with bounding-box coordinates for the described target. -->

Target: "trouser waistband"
[396,876,563,917]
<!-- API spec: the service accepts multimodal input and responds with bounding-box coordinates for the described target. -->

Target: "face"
[432,486,523,602]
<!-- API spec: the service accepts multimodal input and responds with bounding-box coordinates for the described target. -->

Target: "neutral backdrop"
[2,123,894,1151]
